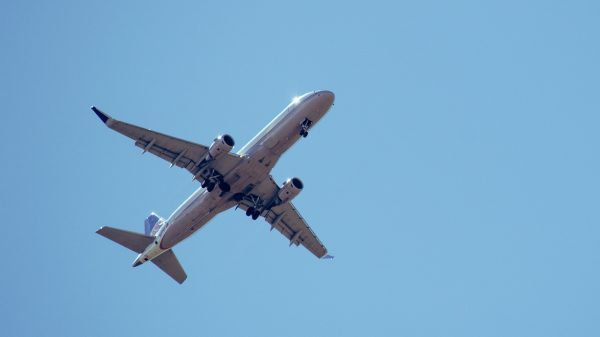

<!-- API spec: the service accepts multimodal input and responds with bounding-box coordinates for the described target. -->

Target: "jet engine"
[278,177,303,203]
[208,134,235,159]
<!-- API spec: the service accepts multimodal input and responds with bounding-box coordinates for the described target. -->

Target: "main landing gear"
[201,180,216,192]
[200,168,230,193]
[235,194,263,220]
[300,118,312,138]
[202,180,230,193]
[245,207,261,220]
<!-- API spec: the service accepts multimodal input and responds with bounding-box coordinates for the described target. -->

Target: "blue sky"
[1,1,599,336]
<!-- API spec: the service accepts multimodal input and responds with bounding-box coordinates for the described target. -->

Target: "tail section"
[96,226,154,253]
[96,217,188,284]
[151,249,187,284]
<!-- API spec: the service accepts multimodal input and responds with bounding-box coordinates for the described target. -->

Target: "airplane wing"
[238,176,330,259]
[92,106,243,181]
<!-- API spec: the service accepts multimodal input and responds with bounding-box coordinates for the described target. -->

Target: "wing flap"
[134,138,197,169]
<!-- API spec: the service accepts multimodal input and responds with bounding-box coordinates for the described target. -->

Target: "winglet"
[91,106,111,124]
[322,255,334,260]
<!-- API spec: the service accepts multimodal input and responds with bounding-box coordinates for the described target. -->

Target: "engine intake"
[208,134,235,159]
[278,177,303,203]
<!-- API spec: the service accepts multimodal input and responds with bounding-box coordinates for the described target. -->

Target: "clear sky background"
[1,1,599,336]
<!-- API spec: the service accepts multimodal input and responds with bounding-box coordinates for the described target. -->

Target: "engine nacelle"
[278,177,303,203]
[208,134,235,159]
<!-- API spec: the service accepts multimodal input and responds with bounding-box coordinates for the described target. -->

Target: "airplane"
[93,90,335,284]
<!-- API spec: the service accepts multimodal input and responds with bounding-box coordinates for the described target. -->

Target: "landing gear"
[200,168,230,193]
[206,182,216,192]
[244,207,262,220]
[243,207,261,220]
[201,179,216,191]
[218,181,231,193]
[299,118,312,137]
[239,194,264,220]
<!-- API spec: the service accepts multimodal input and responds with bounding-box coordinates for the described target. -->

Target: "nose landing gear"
[300,118,312,138]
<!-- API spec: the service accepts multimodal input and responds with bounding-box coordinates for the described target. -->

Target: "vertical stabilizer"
[144,212,165,236]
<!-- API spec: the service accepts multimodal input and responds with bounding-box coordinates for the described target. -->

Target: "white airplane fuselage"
[134,91,334,265]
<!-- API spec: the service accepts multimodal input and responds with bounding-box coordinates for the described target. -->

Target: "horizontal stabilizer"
[96,226,154,253]
[152,250,187,284]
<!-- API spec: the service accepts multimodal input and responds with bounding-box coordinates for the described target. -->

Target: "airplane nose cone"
[315,90,335,107]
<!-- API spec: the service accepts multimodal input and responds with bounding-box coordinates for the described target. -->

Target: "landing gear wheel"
[252,209,261,220]
[302,131,308,138]
[207,182,216,192]
[246,207,254,216]
[218,182,231,192]
[201,180,208,188]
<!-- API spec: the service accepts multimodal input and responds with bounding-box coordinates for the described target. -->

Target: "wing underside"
[237,176,329,258]
[92,106,243,184]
